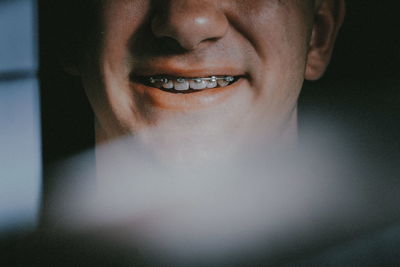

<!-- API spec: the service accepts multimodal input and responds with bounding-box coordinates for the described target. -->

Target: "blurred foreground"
[2,115,400,266]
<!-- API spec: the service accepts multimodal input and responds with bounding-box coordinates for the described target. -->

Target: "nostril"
[155,36,188,53]
[150,1,229,51]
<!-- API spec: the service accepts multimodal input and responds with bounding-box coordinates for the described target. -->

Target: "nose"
[151,0,229,51]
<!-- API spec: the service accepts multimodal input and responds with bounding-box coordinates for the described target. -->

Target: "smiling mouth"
[133,75,242,94]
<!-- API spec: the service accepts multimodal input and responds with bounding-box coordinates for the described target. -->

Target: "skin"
[73,0,345,165]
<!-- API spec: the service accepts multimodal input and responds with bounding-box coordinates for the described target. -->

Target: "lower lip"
[130,78,246,110]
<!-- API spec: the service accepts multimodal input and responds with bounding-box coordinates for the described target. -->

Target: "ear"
[305,0,346,80]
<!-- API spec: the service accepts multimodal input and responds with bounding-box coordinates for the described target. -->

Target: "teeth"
[207,76,218,89]
[190,79,208,90]
[149,76,236,91]
[225,76,235,82]
[174,79,190,91]
[206,81,218,88]
[162,79,174,89]
[217,79,230,87]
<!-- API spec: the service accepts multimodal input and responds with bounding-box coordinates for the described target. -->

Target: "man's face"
[78,0,334,163]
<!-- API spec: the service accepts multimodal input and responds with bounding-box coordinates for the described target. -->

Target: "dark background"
[39,0,400,164]
[300,0,399,168]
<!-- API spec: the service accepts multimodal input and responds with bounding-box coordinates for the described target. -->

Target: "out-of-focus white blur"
[47,116,400,263]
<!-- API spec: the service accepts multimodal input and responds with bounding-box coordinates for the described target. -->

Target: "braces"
[149,76,235,84]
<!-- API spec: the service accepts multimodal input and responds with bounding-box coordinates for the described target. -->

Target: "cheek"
[235,3,312,125]
[100,0,151,73]
[248,3,311,95]
[234,1,311,56]
[80,1,153,132]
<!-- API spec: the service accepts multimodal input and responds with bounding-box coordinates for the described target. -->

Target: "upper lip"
[131,63,247,79]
